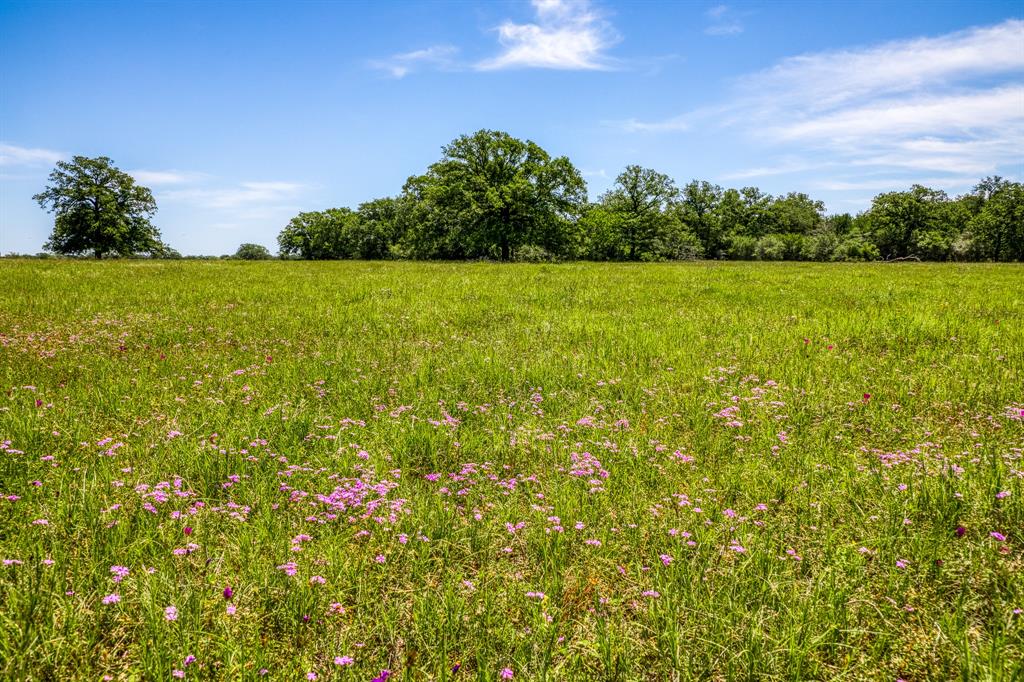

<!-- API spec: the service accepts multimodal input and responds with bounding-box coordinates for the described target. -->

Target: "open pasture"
[0,260,1021,680]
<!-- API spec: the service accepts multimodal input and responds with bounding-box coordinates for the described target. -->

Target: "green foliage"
[400,130,587,260]
[262,131,1020,263]
[968,178,1024,262]
[755,234,786,261]
[866,185,951,259]
[277,208,359,259]
[34,156,165,258]
[677,180,724,258]
[233,243,272,260]
[600,165,678,260]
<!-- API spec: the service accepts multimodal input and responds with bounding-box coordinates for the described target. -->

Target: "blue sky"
[1,0,1021,255]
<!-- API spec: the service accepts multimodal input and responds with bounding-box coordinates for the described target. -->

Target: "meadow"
[0,260,1021,681]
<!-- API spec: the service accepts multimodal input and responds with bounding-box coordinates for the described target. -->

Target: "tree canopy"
[34,156,166,258]
[400,130,587,261]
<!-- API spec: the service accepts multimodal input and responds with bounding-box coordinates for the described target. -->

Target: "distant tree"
[865,185,950,259]
[34,156,165,258]
[234,243,272,260]
[157,247,183,259]
[402,130,587,260]
[677,180,723,258]
[277,209,359,259]
[770,192,824,235]
[824,213,854,237]
[737,187,776,238]
[354,197,403,259]
[578,203,620,260]
[601,165,678,260]
[968,179,1024,261]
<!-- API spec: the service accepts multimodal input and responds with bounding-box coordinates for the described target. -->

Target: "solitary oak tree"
[35,156,164,258]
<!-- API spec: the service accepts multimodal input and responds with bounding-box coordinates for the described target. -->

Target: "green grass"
[0,260,1021,681]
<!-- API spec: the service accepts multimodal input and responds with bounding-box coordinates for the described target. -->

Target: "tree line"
[29,131,1024,262]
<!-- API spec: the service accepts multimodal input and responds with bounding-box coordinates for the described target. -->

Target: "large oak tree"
[402,130,587,260]
[34,156,165,258]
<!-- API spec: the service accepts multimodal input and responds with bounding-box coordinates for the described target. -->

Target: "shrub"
[234,243,273,260]
[755,235,785,261]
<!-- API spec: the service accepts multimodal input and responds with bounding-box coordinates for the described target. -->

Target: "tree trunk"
[501,241,510,261]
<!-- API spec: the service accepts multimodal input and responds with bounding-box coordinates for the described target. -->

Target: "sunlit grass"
[0,260,1021,680]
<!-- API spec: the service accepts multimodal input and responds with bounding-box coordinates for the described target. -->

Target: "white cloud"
[720,160,830,180]
[617,116,689,133]
[812,176,982,192]
[0,143,64,167]
[128,169,204,185]
[746,20,1024,110]
[369,45,459,78]
[773,86,1023,141]
[161,181,306,210]
[476,0,618,71]
[620,19,1024,190]
[704,4,743,36]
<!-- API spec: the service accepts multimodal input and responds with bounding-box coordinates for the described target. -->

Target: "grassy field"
[0,260,1021,681]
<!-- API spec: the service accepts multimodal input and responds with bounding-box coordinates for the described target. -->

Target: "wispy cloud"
[368,45,459,78]
[704,5,743,36]
[617,115,689,133]
[161,181,306,210]
[0,143,64,167]
[619,19,1024,191]
[477,0,618,71]
[128,169,205,185]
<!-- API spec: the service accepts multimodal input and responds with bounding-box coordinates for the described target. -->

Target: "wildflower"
[722,508,736,518]
[375,554,386,563]
[310,575,326,585]
[183,655,196,666]
[102,593,121,605]
[172,671,185,679]
[955,526,966,537]
[584,539,601,547]
[996,490,1011,499]
[371,671,392,682]
[641,590,660,598]
[500,669,514,679]
[277,562,299,576]
[334,656,354,666]
[990,532,1007,542]
[110,565,130,582]
[223,585,233,600]
[525,591,545,599]
[895,559,908,569]
[659,554,673,566]
[307,673,317,680]
[165,605,178,621]
[226,604,237,616]
[183,526,193,536]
